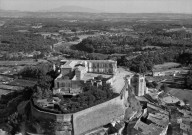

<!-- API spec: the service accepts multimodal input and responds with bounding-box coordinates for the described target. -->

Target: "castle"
[53,60,117,95]
[30,60,156,135]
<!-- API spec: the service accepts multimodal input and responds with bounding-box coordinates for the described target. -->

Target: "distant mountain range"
[0,6,192,20]
[41,6,101,13]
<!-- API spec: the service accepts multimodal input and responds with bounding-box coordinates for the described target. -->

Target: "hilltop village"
[30,60,170,135]
[1,58,192,135]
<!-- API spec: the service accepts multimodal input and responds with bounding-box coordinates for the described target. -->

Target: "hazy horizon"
[0,0,192,14]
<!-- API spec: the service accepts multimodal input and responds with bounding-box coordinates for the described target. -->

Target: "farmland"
[8,79,37,87]
[169,88,192,108]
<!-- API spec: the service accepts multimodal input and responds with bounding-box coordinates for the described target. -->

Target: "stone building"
[53,60,117,95]
[130,74,148,96]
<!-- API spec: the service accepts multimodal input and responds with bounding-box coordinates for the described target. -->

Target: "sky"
[0,0,192,13]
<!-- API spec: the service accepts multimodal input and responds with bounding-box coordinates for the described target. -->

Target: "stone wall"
[73,95,127,135]
[30,101,73,135]
[30,101,57,120]
[31,78,129,135]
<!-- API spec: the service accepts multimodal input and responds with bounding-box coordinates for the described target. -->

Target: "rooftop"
[76,66,86,71]
[147,103,169,115]
[134,119,163,135]
[134,103,169,135]
[61,60,79,69]
[60,60,116,69]
[147,113,169,128]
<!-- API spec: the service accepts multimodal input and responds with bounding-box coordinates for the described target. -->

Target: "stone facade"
[31,89,128,135]
[54,60,117,95]
[130,74,147,96]
[31,74,143,135]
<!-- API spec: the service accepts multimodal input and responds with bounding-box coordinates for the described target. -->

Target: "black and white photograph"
[0,0,192,135]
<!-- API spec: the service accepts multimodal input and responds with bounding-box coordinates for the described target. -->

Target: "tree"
[185,71,192,89]
[37,75,53,90]
[152,81,158,88]
[183,99,189,105]
[7,112,22,135]
[33,86,43,99]
[146,81,155,88]
[160,84,169,93]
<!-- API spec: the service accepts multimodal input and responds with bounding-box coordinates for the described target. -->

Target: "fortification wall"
[73,95,126,135]
[31,102,73,134]
[30,101,57,120]
[31,101,74,122]
[31,78,129,135]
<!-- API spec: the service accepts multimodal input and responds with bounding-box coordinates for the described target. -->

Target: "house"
[152,69,180,77]
[133,103,169,135]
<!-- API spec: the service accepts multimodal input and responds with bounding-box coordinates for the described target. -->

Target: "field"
[0,60,38,66]
[0,89,12,97]
[154,62,180,70]
[169,88,192,108]
[0,84,24,91]
[8,79,37,87]
[142,46,161,49]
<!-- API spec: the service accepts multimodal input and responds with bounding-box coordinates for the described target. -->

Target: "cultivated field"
[0,89,12,97]
[8,79,37,87]
[154,62,180,70]
[0,60,38,66]
[169,88,192,108]
[0,84,23,91]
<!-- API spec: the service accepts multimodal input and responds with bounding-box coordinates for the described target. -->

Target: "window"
[108,69,112,73]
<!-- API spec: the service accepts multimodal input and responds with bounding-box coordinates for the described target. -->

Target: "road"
[112,68,133,93]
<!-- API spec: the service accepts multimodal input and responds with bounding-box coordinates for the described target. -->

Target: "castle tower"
[131,74,146,96]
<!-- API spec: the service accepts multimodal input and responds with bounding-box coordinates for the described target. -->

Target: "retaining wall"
[31,81,129,135]
[31,101,73,121]
[73,95,126,135]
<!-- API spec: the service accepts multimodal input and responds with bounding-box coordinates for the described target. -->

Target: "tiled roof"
[134,103,169,135]
[148,113,169,128]
[134,119,163,135]
[76,66,86,71]
[147,103,169,115]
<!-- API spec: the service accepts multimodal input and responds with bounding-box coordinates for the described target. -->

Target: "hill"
[45,5,101,13]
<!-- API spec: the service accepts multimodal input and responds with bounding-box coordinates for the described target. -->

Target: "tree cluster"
[18,63,53,79]
[33,82,119,114]
[177,52,192,66]
[75,35,143,54]
[0,30,56,53]
[118,48,180,73]
[185,70,192,89]
[59,83,119,113]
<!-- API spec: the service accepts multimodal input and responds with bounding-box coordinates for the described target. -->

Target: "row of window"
[88,63,114,68]
[89,68,113,73]
[57,82,71,88]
